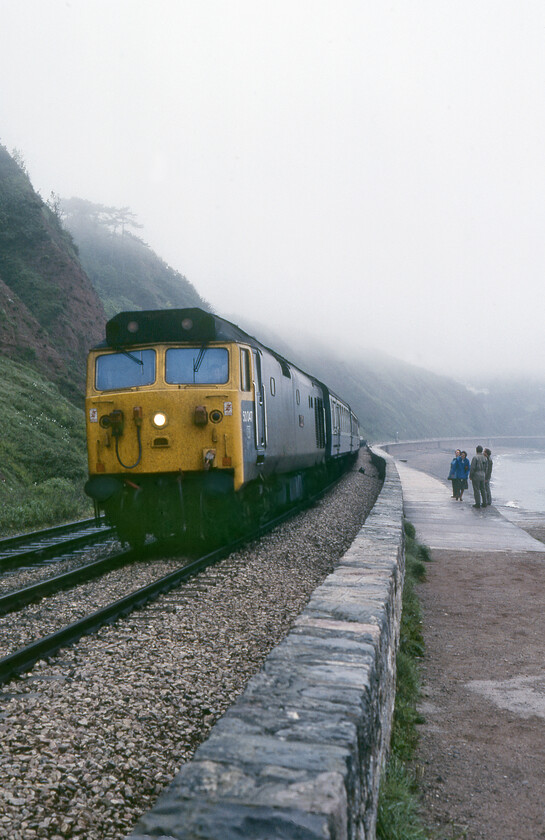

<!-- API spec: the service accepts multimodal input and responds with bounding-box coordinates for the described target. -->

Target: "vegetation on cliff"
[0,356,90,534]
[0,144,105,400]
[61,197,209,318]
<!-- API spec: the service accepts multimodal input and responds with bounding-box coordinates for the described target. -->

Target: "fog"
[1,1,545,381]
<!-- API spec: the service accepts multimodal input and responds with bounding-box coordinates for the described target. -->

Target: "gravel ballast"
[0,449,381,840]
[0,538,123,597]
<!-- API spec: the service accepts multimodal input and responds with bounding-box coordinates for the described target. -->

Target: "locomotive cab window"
[240,348,251,391]
[95,349,156,391]
[165,347,229,384]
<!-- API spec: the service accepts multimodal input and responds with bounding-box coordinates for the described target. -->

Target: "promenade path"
[392,455,545,839]
[396,460,545,552]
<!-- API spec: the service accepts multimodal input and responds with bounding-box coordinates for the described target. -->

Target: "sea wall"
[129,448,404,840]
[381,435,545,454]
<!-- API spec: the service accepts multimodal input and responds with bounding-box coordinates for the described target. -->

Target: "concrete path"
[392,454,545,838]
[396,460,544,552]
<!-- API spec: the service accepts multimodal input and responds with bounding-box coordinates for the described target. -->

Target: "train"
[84,308,360,548]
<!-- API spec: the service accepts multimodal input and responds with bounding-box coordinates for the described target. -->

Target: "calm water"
[492,450,545,512]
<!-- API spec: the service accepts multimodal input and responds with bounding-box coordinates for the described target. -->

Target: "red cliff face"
[0,145,106,400]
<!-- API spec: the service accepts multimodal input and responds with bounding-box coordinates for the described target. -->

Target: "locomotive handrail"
[262,383,268,447]
[252,379,260,448]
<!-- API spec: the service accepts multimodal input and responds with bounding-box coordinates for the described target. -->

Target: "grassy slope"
[0,356,92,534]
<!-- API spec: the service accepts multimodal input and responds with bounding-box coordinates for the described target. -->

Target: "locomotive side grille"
[314,397,326,449]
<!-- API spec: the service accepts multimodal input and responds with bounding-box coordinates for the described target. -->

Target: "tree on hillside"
[61,197,143,237]
[61,197,209,317]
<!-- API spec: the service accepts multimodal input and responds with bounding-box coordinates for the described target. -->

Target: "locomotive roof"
[102,308,257,348]
[100,308,301,378]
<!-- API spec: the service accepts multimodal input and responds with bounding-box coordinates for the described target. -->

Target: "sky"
[1,0,545,381]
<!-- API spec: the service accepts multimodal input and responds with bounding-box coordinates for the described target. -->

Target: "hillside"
[221,315,491,442]
[3,143,545,538]
[61,197,209,318]
[227,317,545,441]
[0,145,105,399]
[0,355,91,533]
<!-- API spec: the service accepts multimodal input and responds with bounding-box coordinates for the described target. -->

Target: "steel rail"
[0,522,114,572]
[0,471,346,686]
[0,548,137,616]
[0,537,242,686]
[0,516,104,551]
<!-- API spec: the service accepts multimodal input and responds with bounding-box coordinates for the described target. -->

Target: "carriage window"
[165,348,229,384]
[270,377,276,396]
[240,348,251,391]
[96,349,156,391]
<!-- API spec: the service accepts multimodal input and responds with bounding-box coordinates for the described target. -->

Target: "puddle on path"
[467,674,545,719]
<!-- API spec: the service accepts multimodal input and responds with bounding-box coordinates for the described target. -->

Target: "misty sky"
[1,1,545,380]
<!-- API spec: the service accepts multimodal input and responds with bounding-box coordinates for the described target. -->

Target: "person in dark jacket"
[459,451,470,501]
[470,445,488,508]
[483,448,493,506]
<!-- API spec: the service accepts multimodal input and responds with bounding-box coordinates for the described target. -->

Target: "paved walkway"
[393,454,545,839]
[396,461,544,552]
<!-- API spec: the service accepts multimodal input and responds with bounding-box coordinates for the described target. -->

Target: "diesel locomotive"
[84,308,360,547]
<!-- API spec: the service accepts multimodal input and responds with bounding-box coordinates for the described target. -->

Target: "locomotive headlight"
[152,411,168,428]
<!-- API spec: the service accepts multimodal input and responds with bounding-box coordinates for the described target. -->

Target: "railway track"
[0,479,340,687]
[0,449,381,840]
[0,516,115,571]
[0,547,136,616]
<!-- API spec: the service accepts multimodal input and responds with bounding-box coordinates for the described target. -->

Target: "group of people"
[449,445,493,508]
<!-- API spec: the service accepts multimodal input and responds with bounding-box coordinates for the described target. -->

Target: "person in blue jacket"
[448,449,463,499]
[459,451,470,501]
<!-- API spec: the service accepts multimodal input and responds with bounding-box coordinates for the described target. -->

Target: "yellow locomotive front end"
[85,309,247,547]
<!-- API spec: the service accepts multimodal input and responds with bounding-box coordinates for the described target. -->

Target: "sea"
[492,450,545,513]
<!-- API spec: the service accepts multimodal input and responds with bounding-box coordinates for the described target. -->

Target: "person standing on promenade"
[483,448,493,506]
[460,451,470,501]
[448,449,462,498]
[470,445,488,508]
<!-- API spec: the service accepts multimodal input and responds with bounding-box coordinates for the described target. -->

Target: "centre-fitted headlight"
[152,412,168,428]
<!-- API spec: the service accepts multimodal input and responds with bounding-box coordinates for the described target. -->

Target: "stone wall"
[129,449,404,840]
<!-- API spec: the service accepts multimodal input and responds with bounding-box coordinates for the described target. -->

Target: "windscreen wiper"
[115,348,144,366]
[193,345,207,379]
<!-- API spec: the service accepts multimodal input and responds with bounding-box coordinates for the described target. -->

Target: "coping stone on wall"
[128,448,404,840]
